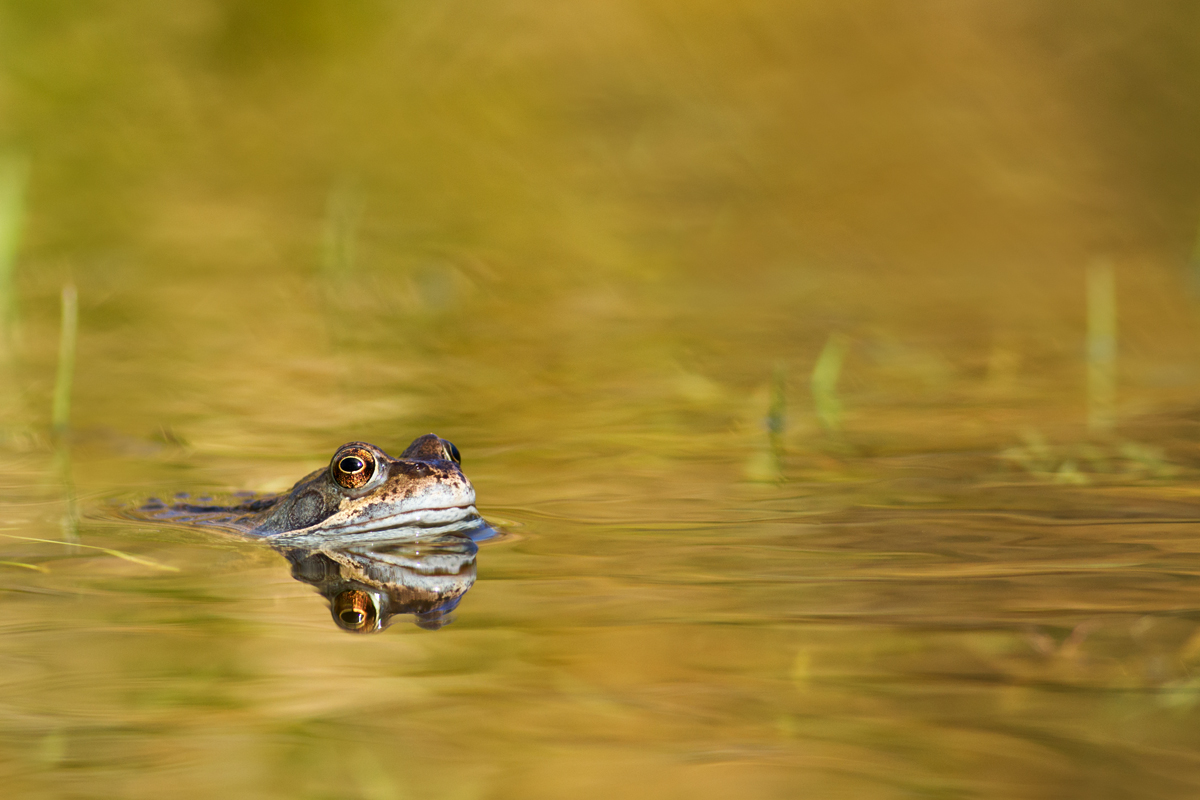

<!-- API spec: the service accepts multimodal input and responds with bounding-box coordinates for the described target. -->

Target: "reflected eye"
[333,590,378,632]
[331,446,377,490]
[443,440,461,464]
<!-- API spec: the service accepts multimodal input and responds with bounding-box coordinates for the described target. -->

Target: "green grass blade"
[0,154,29,343]
[0,531,179,572]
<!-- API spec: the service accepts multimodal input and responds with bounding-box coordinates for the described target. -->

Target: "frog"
[127,433,493,631]
[142,433,479,544]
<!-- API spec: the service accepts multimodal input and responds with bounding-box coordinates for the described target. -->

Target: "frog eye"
[331,446,377,490]
[443,440,461,465]
[333,590,379,632]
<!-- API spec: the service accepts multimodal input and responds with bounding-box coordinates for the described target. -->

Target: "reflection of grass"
[51,284,77,437]
[1087,260,1117,433]
[1000,430,1178,483]
[767,365,785,463]
[811,333,849,435]
[50,285,80,540]
[746,367,787,482]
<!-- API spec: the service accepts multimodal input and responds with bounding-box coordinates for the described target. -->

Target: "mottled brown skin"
[245,434,475,536]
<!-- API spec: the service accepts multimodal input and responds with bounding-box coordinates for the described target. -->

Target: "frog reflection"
[280,531,482,633]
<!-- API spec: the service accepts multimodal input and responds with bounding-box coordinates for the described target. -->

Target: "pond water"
[3,3,1200,798]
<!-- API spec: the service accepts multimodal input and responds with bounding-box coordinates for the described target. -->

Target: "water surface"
[3,2,1200,798]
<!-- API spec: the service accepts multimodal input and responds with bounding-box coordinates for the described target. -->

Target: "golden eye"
[333,590,378,632]
[443,440,461,464]
[331,446,377,490]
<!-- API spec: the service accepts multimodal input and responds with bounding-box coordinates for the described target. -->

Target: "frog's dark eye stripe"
[331,446,377,490]
[443,440,461,464]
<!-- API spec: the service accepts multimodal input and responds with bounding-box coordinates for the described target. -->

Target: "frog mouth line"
[263,504,480,541]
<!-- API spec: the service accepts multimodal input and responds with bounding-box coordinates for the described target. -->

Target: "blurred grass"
[51,284,76,436]
[1087,260,1117,434]
[0,153,27,349]
[811,333,848,436]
